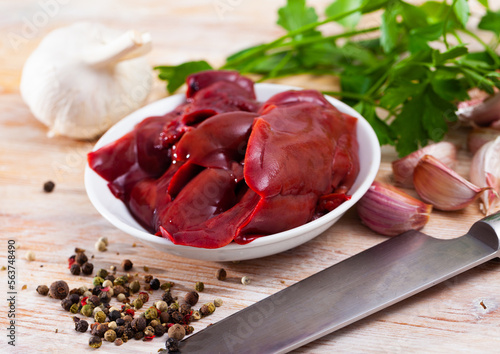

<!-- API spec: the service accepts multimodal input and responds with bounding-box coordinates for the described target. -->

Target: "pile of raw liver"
[88,71,359,248]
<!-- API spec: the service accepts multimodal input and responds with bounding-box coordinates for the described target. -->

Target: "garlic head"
[20,22,152,139]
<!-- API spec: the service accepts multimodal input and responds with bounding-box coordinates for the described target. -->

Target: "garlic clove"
[470,136,500,215]
[414,155,491,211]
[457,89,500,126]
[392,142,457,188]
[467,128,500,154]
[356,181,432,236]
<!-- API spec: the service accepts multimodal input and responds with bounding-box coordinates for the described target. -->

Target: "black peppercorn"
[90,323,99,336]
[150,278,160,290]
[215,268,227,281]
[70,263,81,275]
[36,285,49,296]
[92,286,102,296]
[109,310,121,322]
[179,304,191,316]
[68,293,80,304]
[81,262,93,275]
[154,324,166,337]
[43,181,55,193]
[113,285,126,296]
[75,252,88,266]
[105,274,116,282]
[121,259,133,271]
[116,318,125,326]
[131,317,146,332]
[184,291,199,306]
[61,298,73,311]
[171,311,183,323]
[159,311,170,324]
[75,319,89,333]
[49,280,69,300]
[144,274,153,283]
[115,325,125,338]
[133,331,144,340]
[162,291,174,305]
[165,337,179,352]
[96,323,109,338]
[88,295,101,307]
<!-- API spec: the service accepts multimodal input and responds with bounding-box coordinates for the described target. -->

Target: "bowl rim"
[84,82,380,253]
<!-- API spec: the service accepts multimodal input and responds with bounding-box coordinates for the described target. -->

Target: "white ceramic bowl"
[85,83,380,261]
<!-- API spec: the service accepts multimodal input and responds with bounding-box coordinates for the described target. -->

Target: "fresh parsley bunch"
[156,0,500,156]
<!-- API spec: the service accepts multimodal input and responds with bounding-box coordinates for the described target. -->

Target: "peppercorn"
[69,303,79,314]
[61,298,72,311]
[165,338,179,352]
[147,278,159,290]
[36,285,49,296]
[160,282,174,291]
[81,262,94,275]
[105,274,116,283]
[131,317,146,332]
[68,293,80,304]
[191,310,201,320]
[43,181,55,193]
[94,311,106,323]
[108,321,117,330]
[241,276,251,285]
[144,325,155,337]
[92,277,104,287]
[113,276,127,286]
[200,305,210,317]
[194,281,204,292]
[69,263,81,275]
[145,306,158,320]
[133,331,144,340]
[96,323,109,337]
[167,324,185,341]
[162,290,174,304]
[169,301,180,311]
[214,298,223,307]
[151,323,164,337]
[121,259,133,271]
[155,300,168,313]
[75,319,88,333]
[138,292,149,303]
[96,268,108,279]
[114,338,123,346]
[215,268,227,281]
[104,329,117,342]
[95,239,107,252]
[184,291,199,306]
[81,304,94,317]
[159,312,170,324]
[115,325,125,338]
[87,295,100,307]
[179,304,191,316]
[113,285,126,296]
[75,252,88,265]
[102,279,113,289]
[171,311,183,323]
[109,310,121,322]
[49,280,69,300]
[99,291,111,304]
[205,302,216,314]
[129,280,140,294]
[144,274,153,283]
[184,324,194,335]
[132,298,143,310]
[89,336,102,349]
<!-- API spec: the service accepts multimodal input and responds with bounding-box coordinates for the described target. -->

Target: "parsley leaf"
[155,61,212,94]
[478,10,500,36]
[277,0,319,35]
[325,0,363,28]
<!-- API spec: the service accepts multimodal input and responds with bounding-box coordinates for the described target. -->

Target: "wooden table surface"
[1,1,500,353]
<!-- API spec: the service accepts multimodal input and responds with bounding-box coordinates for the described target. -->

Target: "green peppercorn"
[132,298,143,310]
[93,276,104,287]
[160,281,174,291]
[167,324,185,341]
[169,301,179,311]
[70,303,79,314]
[89,336,102,348]
[104,329,117,342]
[96,268,108,279]
[36,285,49,296]
[194,281,204,292]
[94,311,106,323]
[129,280,140,293]
[113,276,127,286]
[205,302,216,314]
[81,304,94,317]
[145,306,158,320]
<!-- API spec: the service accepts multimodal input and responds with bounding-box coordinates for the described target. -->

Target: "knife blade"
[179,212,500,353]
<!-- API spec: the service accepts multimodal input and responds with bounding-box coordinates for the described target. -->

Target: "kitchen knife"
[179,211,500,353]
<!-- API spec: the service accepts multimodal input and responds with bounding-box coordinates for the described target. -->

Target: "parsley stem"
[266,52,294,79]
[459,28,500,67]
[442,0,458,49]
[221,6,366,69]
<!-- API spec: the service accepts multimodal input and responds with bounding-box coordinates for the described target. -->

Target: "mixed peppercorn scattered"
[36,247,229,352]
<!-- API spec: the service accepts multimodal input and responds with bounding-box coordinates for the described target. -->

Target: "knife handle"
[469,211,500,252]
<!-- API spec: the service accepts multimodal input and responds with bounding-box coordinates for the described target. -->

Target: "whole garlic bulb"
[20,22,153,139]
